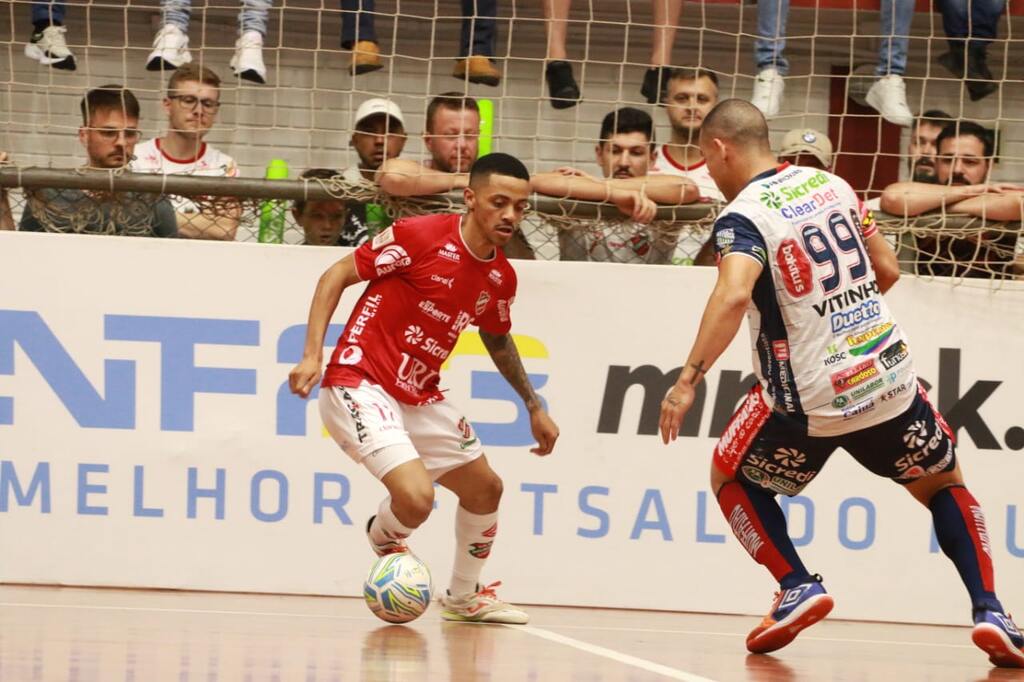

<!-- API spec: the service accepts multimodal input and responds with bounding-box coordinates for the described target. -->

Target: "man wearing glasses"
[2,85,177,237]
[132,64,241,240]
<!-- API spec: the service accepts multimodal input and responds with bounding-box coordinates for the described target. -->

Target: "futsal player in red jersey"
[289,153,559,624]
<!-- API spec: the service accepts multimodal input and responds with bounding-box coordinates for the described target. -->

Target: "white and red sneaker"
[365,515,408,557]
[440,581,529,624]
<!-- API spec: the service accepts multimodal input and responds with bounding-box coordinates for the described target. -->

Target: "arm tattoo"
[682,360,708,386]
[479,331,541,410]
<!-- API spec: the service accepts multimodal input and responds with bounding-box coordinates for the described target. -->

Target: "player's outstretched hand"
[289,356,322,398]
[529,408,559,456]
[659,383,696,445]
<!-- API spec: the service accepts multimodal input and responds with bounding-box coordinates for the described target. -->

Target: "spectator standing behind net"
[533,107,698,263]
[0,86,176,237]
[935,0,1004,102]
[292,169,356,246]
[342,0,501,86]
[751,0,914,126]
[776,128,833,171]
[130,65,241,241]
[147,0,270,84]
[542,0,683,108]
[880,120,1023,278]
[23,1,76,70]
[342,98,407,239]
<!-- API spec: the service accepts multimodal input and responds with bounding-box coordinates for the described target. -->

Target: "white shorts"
[319,381,484,481]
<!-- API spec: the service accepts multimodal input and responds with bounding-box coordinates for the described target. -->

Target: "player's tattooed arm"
[479,331,542,411]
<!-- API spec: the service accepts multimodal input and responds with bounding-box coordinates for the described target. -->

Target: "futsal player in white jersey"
[658,99,1024,667]
[131,64,240,240]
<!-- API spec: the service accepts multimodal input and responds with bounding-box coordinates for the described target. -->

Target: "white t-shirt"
[131,138,239,214]
[650,145,725,202]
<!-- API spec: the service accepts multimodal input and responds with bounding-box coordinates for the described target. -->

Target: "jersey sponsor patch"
[371,226,395,249]
[337,346,363,365]
[374,244,411,276]
[830,359,879,393]
[879,340,909,369]
[776,238,813,298]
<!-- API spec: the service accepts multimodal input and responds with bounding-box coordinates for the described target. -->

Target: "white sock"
[369,496,414,546]
[449,506,498,598]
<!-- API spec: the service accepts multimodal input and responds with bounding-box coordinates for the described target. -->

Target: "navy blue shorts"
[713,383,957,496]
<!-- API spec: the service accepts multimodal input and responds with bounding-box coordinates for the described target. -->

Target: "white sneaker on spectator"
[230,31,267,84]
[146,24,191,71]
[865,75,913,127]
[751,68,785,118]
[25,25,77,70]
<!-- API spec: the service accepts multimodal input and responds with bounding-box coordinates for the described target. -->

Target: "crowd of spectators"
[6,2,1021,278]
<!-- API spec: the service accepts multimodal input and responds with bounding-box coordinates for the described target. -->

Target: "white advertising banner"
[1,231,1021,626]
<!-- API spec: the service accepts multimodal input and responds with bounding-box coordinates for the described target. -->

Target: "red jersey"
[322,213,518,405]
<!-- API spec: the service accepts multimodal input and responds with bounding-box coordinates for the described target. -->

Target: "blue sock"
[929,485,1002,614]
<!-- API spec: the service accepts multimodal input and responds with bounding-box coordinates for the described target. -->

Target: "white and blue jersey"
[714,163,916,436]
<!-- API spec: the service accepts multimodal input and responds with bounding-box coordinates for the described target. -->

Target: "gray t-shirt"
[19,187,177,237]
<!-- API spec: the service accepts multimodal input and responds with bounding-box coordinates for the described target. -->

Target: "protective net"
[0,0,1022,279]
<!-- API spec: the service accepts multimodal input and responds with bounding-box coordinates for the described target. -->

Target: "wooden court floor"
[1,585,1022,681]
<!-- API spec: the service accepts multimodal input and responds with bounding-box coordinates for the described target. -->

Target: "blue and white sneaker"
[746,575,834,654]
[972,609,1024,668]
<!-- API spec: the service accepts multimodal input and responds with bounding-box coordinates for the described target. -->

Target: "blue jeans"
[31,1,66,26]
[341,0,497,57]
[755,0,913,76]
[161,0,273,36]
[935,0,1005,50]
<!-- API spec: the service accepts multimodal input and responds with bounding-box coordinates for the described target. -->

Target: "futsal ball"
[363,552,433,623]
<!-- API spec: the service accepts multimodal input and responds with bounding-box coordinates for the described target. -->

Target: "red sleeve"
[352,220,418,282]
[857,199,879,240]
[476,266,518,336]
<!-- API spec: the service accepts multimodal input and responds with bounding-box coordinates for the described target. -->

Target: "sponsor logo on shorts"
[831,359,879,393]
[418,300,453,324]
[879,340,909,369]
[339,388,368,443]
[772,340,790,361]
[438,242,461,262]
[895,418,953,480]
[847,323,894,356]
[475,290,491,316]
[777,239,813,298]
[830,300,882,334]
[374,245,411,277]
[715,388,771,471]
[773,447,805,467]
[746,450,817,490]
[457,416,478,450]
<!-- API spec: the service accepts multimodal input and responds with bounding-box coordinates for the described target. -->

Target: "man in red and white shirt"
[289,153,559,625]
[131,64,240,240]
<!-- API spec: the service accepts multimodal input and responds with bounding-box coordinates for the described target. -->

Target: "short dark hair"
[599,107,654,147]
[667,66,719,89]
[469,153,530,187]
[80,85,140,125]
[916,109,953,130]
[168,64,221,92]
[936,120,996,159]
[426,93,479,133]
[700,98,771,152]
[294,168,341,214]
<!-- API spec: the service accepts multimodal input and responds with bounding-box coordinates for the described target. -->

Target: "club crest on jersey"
[776,239,813,298]
[438,242,461,262]
[488,269,503,286]
[475,290,491,316]
[337,346,363,365]
[374,245,411,276]
[371,226,395,249]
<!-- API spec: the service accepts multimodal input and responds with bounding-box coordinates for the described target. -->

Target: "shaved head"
[698,99,778,202]
[699,99,772,154]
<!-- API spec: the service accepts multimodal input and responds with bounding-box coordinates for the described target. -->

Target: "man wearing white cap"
[777,128,833,170]
[343,98,408,240]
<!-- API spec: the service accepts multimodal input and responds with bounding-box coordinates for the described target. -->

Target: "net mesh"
[0,1,1022,279]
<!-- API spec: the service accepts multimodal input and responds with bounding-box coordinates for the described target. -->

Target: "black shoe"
[937,50,965,78]
[966,78,998,101]
[640,66,672,104]
[545,60,580,109]
[966,47,998,101]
